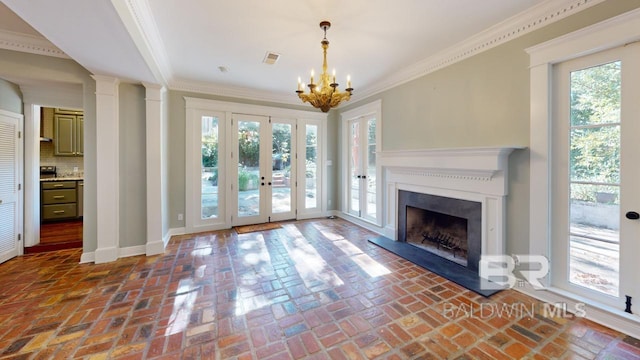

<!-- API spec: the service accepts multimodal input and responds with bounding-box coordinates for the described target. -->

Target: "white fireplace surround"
[380,147,522,258]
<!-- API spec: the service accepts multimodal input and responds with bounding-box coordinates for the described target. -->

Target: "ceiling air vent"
[263,51,280,65]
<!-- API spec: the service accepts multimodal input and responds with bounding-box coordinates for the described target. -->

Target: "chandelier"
[296,21,353,112]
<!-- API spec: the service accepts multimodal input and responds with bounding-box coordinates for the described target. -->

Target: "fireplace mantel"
[381,146,523,257]
[380,147,522,196]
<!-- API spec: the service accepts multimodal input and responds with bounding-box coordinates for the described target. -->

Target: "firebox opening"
[406,206,468,267]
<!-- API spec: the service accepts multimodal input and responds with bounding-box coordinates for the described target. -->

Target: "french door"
[232,114,296,226]
[346,115,377,223]
[552,44,640,312]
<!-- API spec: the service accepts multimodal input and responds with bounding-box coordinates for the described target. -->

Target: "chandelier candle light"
[296,21,353,112]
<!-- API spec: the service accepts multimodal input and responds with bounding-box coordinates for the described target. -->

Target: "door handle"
[356,175,362,179]
[268,182,272,186]
[53,184,64,188]
[53,210,65,214]
[625,211,640,220]
[261,182,265,186]
[53,195,65,199]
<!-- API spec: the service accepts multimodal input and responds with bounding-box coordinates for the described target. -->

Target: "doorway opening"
[25,106,83,253]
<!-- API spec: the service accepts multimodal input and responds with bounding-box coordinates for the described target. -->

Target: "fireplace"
[406,207,468,267]
[369,147,518,296]
[398,190,482,272]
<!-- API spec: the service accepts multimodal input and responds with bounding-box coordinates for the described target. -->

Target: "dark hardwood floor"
[25,219,83,253]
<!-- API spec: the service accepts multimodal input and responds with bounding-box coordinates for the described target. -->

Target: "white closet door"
[0,110,22,264]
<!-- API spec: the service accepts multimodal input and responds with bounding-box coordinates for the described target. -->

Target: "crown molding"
[3,0,604,106]
[168,0,606,106]
[356,0,606,100]
[170,80,304,106]
[171,79,364,109]
[110,0,172,85]
[0,29,68,59]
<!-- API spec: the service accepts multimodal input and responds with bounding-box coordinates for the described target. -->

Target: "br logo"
[479,255,549,290]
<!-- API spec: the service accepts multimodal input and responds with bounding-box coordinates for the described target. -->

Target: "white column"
[23,104,40,248]
[92,75,119,263]
[143,83,166,255]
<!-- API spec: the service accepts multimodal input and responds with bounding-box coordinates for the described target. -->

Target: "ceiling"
[0,0,593,106]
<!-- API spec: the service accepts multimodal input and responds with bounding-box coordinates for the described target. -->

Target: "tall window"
[567,61,620,296]
[297,118,324,218]
[201,116,220,219]
[305,124,318,209]
[185,105,226,232]
[528,9,640,327]
[538,40,640,313]
[341,100,382,225]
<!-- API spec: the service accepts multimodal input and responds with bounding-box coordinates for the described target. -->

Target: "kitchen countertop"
[40,177,84,182]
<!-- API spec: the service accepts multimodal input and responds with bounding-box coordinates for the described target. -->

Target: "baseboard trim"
[80,243,160,264]
[167,227,186,238]
[80,251,95,264]
[119,245,146,259]
[161,227,186,247]
[94,247,118,264]
[146,239,166,256]
[336,212,385,236]
[515,284,640,338]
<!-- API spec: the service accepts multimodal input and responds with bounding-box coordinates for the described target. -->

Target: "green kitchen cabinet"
[54,113,83,156]
[41,181,78,221]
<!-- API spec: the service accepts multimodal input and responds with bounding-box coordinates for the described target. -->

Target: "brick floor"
[1,218,639,359]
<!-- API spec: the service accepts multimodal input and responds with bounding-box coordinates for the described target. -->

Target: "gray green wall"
[0,48,98,253]
[325,110,339,210]
[119,83,147,248]
[337,0,640,255]
[0,78,23,114]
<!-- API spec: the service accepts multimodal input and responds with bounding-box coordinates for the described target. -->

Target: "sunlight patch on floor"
[281,224,344,288]
[165,275,201,336]
[311,223,390,277]
[235,234,274,315]
[334,239,391,278]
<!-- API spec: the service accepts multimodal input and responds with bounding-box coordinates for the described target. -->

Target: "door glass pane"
[201,116,219,219]
[305,125,318,209]
[238,120,260,217]
[568,61,621,296]
[366,118,376,219]
[272,123,291,213]
[350,121,360,213]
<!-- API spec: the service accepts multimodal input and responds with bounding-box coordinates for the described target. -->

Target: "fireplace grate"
[421,231,466,258]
